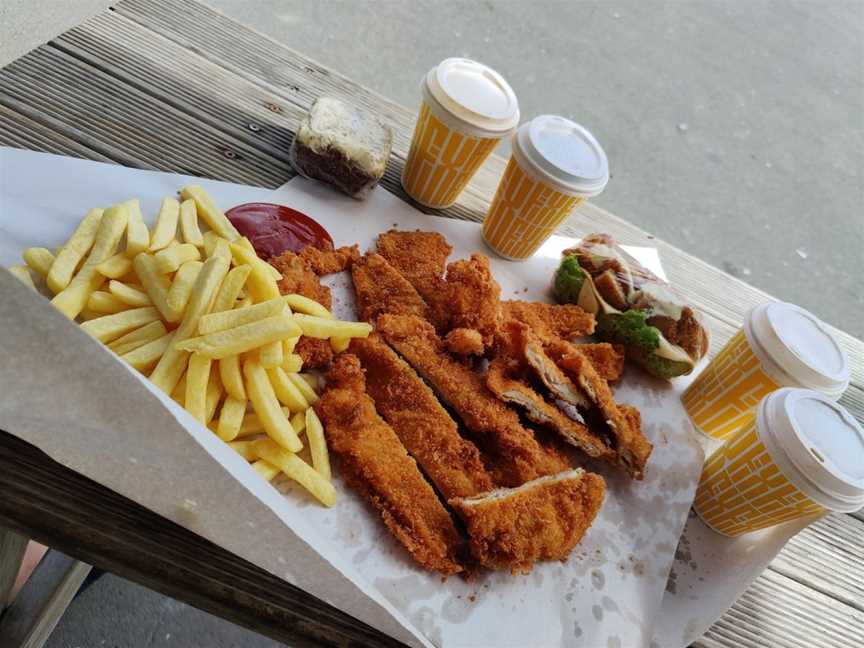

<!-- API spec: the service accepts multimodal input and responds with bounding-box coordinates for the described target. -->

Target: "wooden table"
[1,1,862,646]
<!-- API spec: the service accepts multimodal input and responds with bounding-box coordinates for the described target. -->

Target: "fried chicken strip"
[443,254,501,349]
[444,328,485,356]
[299,243,360,275]
[545,340,625,382]
[449,469,605,574]
[270,250,333,368]
[500,300,595,343]
[555,350,653,480]
[376,230,452,327]
[376,314,571,487]
[317,355,465,575]
[351,253,430,323]
[350,335,495,499]
[486,358,614,461]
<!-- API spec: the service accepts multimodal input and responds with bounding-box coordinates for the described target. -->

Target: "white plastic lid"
[759,388,864,511]
[511,116,609,197]
[422,58,520,138]
[745,303,850,398]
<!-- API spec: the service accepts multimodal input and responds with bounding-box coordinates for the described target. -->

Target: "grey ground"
[44,1,863,647]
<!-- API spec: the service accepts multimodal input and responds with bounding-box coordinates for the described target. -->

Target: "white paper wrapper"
[0,148,791,648]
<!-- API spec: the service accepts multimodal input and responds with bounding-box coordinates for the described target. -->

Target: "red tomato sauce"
[225,203,333,259]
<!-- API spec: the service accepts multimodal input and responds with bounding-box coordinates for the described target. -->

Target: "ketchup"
[225,203,333,259]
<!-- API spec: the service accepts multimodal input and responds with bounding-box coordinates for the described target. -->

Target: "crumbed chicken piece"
[647,306,710,360]
[350,335,495,499]
[350,253,430,323]
[511,322,592,410]
[376,229,452,329]
[449,469,605,574]
[499,301,595,343]
[544,340,625,382]
[376,314,571,487]
[486,358,614,461]
[299,243,361,275]
[443,254,501,349]
[555,351,653,480]
[445,328,485,356]
[270,251,333,368]
[317,355,465,575]
[270,251,332,308]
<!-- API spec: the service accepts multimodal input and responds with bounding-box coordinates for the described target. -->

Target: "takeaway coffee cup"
[401,58,520,209]
[682,302,850,441]
[481,116,609,260]
[693,388,864,537]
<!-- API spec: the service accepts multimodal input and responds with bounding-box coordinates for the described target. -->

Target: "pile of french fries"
[7,185,373,507]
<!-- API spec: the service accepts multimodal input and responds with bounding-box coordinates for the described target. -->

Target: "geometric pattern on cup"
[682,330,781,441]
[402,102,500,208]
[693,417,824,536]
[481,157,582,260]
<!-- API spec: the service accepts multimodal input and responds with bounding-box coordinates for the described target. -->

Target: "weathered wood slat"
[0,432,401,648]
[0,105,114,162]
[696,569,864,648]
[0,527,28,610]
[0,47,290,185]
[769,514,864,611]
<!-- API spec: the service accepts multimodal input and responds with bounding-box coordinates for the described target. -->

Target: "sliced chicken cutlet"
[499,300,595,343]
[317,355,465,575]
[376,314,572,487]
[299,242,360,275]
[442,254,501,350]
[270,250,333,368]
[351,253,430,323]
[376,229,452,328]
[555,350,653,480]
[450,468,605,574]
[486,358,614,461]
[545,339,625,383]
[350,335,495,499]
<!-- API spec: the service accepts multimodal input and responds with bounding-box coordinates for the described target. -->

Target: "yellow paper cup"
[402,58,519,209]
[683,303,850,441]
[482,116,608,260]
[694,388,864,537]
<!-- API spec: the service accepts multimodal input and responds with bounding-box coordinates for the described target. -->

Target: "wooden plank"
[695,569,864,648]
[0,104,115,162]
[0,46,291,186]
[0,551,91,648]
[0,527,28,610]
[768,514,864,611]
[0,431,401,648]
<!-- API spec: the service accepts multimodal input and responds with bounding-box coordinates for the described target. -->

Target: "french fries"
[123,199,150,257]
[13,185,341,506]
[80,306,160,343]
[149,197,180,251]
[253,440,336,507]
[176,314,301,359]
[179,198,204,247]
[198,297,285,335]
[179,185,240,240]
[22,247,55,278]
[244,359,303,452]
[52,203,128,319]
[47,207,103,293]
[96,253,133,279]
[292,314,372,340]
[109,280,152,307]
[154,243,200,274]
